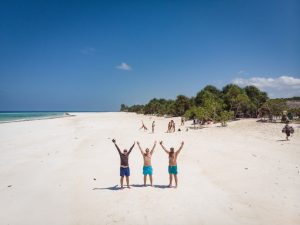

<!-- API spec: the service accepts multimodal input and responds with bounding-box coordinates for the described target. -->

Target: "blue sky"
[0,0,299,111]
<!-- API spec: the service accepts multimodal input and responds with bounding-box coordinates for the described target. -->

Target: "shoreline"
[0,114,75,124]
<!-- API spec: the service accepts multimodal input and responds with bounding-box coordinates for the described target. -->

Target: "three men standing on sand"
[112,139,184,188]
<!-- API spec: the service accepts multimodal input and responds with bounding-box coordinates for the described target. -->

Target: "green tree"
[143,98,160,114]
[202,85,222,97]
[120,104,128,112]
[127,104,144,113]
[184,106,199,120]
[174,95,190,116]
[195,85,222,106]
[184,106,209,123]
[217,111,234,127]
[201,91,224,120]
[261,99,287,120]
[223,84,250,117]
[244,85,268,117]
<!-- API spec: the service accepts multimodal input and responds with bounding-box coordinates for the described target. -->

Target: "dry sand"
[0,112,299,225]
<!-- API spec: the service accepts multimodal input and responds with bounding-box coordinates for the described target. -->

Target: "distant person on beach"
[139,121,148,131]
[167,121,171,133]
[181,117,185,126]
[171,120,176,132]
[159,141,184,188]
[193,119,197,129]
[137,141,157,186]
[152,121,155,133]
[282,121,294,141]
[112,139,135,189]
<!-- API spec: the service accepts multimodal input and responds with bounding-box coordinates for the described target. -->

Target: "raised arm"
[128,142,135,154]
[176,141,184,155]
[150,141,157,155]
[159,141,169,154]
[137,141,144,155]
[112,139,121,154]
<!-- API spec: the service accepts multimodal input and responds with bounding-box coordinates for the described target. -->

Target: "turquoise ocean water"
[0,112,66,123]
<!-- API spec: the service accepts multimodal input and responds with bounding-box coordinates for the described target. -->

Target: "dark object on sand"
[282,122,294,140]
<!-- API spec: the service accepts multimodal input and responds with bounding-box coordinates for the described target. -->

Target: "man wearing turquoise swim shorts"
[137,141,156,186]
[160,141,184,188]
[112,139,135,189]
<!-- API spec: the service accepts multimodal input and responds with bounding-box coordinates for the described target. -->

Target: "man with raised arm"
[112,139,135,189]
[159,141,184,188]
[137,141,157,186]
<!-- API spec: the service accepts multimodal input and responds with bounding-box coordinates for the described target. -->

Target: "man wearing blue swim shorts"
[137,141,156,186]
[112,139,135,189]
[160,141,184,188]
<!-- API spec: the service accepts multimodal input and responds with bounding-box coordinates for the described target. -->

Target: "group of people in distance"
[140,118,189,133]
[112,139,184,189]
[167,120,176,133]
[139,120,156,133]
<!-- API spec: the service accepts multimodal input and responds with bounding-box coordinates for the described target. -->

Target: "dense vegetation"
[120,84,300,124]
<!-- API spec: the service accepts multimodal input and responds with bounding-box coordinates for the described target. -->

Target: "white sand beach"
[0,112,299,225]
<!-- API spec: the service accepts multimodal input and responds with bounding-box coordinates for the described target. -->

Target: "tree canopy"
[120,83,299,122]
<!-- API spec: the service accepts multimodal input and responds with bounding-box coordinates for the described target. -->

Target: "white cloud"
[80,47,96,55]
[238,70,245,75]
[233,76,300,98]
[116,62,132,71]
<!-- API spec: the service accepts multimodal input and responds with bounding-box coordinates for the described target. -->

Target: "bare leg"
[144,175,147,186]
[120,176,124,188]
[126,176,130,188]
[174,175,178,188]
[150,175,153,186]
[168,174,173,187]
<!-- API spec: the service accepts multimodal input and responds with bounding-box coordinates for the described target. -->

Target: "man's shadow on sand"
[93,185,121,191]
[131,184,170,189]
[93,184,170,191]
